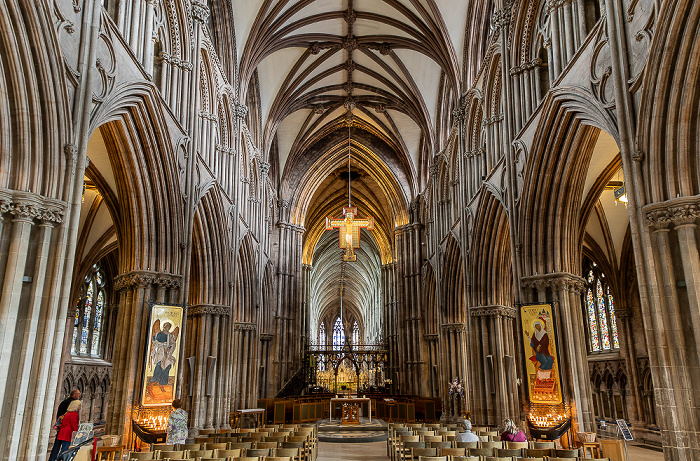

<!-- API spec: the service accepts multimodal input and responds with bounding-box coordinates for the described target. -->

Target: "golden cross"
[325,207,374,261]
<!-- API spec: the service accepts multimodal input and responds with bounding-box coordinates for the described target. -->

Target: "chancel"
[0,0,696,460]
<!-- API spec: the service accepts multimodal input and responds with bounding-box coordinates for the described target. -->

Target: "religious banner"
[141,303,183,406]
[520,304,563,404]
[325,207,374,261]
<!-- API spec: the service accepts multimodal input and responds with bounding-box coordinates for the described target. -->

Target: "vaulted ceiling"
[231,0,472,338]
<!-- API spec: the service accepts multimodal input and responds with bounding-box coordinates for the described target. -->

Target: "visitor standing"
[48,400,81,461]
[166,399,189,444]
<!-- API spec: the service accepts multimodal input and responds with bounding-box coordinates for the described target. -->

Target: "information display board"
[616,419,634,441]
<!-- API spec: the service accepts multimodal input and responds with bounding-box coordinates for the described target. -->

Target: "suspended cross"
[325,207,374,261]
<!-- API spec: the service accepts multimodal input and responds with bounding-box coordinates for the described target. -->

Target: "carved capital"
[187,304,231,317]
[259,161,271,176]
[234,322,257,331]
[441,323,467,333]
[260,333,274,341]
[644,196,700,229]
[423,334,439,342]
[0,188,67,224]
[234,103,248,119]
[114,270,181,292]
[470,305,517,319]
[521,272,586,293]
[191,1,210,23]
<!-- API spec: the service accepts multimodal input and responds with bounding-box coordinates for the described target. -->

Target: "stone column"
[470,305,519,425]
[521,272,595,433]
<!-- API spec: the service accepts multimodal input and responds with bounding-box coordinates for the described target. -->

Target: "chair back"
[128,453,155,460]
[532,442,555,449]
[481,442,503,449]
[199,429,217,435]
[519,457,545,461]
[412,447,438,458]
[495,448,521,457]
[416,457,446,461]
[525,449,552,458]
[455,441,479,449]
[205,443,228,450]
[282,440,306,448]
[428,441,452,449]
[265,458,293,461]
[188,450,214,458]
[549,457,577,461]
[401,435,421,443]
[254,441,278,449]
[214,449,242,458]
[153,444,176,451]
[265,435,287,443]
[157,450,184,459]
[232,458,259,461]
[440,447,467,456]
[468,447,494,457]
[554,449,579,458]
[227,442,252,450]
[453,457,479,461]
[424,436,443,443]
[245,448,271,457]
[505,442,528,450]
[404,441,427,450]
[485,457,513,461]
[273,447,300,459]
[408,423,424,429]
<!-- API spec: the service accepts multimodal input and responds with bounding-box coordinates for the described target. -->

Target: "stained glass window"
[352,321,359,345]
[73,264,107,357]
[318,323,326,346]
[583,262,620,353]
[332,317,345,351]
[587,289,600,351]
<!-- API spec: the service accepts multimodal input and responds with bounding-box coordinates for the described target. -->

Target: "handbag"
[53,414,64,431]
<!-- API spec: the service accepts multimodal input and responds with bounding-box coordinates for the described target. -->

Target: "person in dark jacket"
[56,389,81,418]
[48,399,81,461]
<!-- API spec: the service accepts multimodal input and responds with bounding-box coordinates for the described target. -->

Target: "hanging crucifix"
[325,207,374,261]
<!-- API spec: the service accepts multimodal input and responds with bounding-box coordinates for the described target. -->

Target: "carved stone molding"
[191,1,210,23]
[234,322,257,331]
[234,103,248,119]
[0,188,67,224]
[521,272,586,293]
[260,333,274,341]
[114,270,182,292]
[187,304,231,317]
[441,323,467,333]
[643,195,700,229]
[470,305,517,319]
[423,334,439,342]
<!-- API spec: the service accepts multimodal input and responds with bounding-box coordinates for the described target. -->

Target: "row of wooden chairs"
[412,457,613,461]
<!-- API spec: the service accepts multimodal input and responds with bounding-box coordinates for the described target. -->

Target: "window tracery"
[73,264,106,357]
[332,317,345,351]
[584,263,620,352]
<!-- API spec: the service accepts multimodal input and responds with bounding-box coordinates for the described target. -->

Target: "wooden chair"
[273,447,302,461]
[532,442,555,450]
[188,449,214,458]
[411,447,438,460]
[157,450,185,460]
[245,448,270,458]
[394,435,421,461]
[178,443,201,450]
[215,449,242,458]
[455,441,479,449]
[255,441,279,449]
[468,447,495,457]
[400,441,426,461]
[481,442,503,450]
[524,449,551,458]
[95,445,124,461]
[128,452,154,461]
[153,444,176,451]
[439,447,467,457]
[505,442,528,451]
[554,450,579,458]
[495,448,522,458]
[205,442,228,450]
[428,441,452,449]
[228,442,252,451]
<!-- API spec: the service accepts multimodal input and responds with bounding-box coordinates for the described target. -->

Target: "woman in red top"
[48,400,81,461]
[500,418,527,442]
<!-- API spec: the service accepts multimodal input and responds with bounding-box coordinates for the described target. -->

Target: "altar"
[330,397,371,423]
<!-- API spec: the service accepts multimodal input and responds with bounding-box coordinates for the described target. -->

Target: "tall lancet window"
[332,317,345,351]
[73,264,106,356]
[584,262,620,352]
[352,321,359,345]
[318,322,326,345]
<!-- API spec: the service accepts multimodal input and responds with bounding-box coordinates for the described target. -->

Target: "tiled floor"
[316,441,664,461]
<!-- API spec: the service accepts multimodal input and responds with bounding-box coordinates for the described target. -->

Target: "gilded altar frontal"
[0,0,696,460]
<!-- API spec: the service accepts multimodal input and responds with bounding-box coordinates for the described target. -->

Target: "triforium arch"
[468,191,518,426]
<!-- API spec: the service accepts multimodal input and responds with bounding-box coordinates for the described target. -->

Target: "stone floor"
[316,440,664,461]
